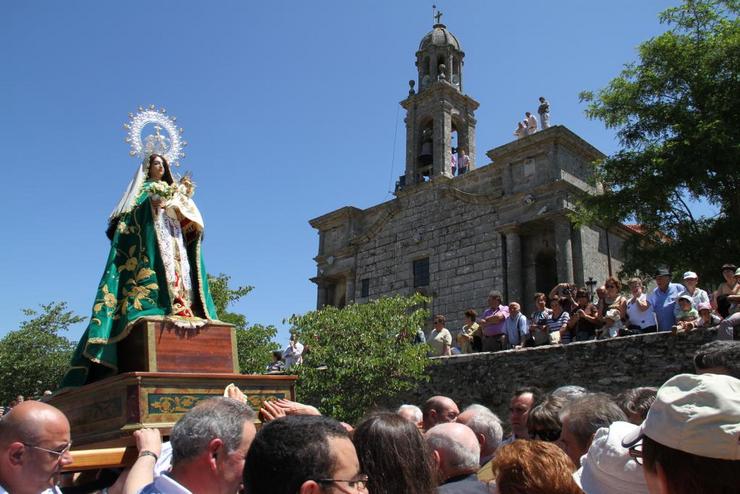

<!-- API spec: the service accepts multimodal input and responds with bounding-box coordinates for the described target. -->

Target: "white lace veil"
[109,160,148,222]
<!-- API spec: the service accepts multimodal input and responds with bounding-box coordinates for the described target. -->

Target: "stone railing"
[388,328,718,424]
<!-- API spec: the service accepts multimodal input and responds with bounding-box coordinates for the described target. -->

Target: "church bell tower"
[400,12,479,187]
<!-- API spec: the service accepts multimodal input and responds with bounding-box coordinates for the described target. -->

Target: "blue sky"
[2,0,702,346]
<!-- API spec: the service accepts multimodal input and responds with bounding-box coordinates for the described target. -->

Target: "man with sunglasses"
[0,401,72,494]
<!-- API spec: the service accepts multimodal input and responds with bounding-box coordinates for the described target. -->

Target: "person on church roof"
[538,97,551,129]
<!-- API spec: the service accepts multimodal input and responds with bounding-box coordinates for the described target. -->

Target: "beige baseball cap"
[622,373,740,460]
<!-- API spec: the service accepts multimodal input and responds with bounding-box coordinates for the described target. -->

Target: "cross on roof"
[434,9,443,24]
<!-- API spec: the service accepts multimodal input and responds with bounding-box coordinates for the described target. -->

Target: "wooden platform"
[117,317,239,374]
[49,317,296,472]
[49,372,296,447]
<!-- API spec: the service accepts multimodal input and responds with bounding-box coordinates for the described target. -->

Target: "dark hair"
[243,415,349,494]
[464,309,478,321]
[693,340,740,379]
[559,393,626,452]
[615,387,657,423]
[513,386,544,407]
[642,435,740,494]
[353,412,436,494]
[533,292,546,302]
[434,314,446,324]
[147,153,174,184]
[527,394,565,437]
[575,289,589,300]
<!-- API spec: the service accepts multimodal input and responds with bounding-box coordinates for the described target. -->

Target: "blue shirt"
[504,312,528,346]
[649,283,684,331]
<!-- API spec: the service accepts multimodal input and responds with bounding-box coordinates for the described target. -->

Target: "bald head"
[0,401,72,494]
[457,405,503,459]
[422,396,459,430]
[0,401,69,446]
[425,423,480,481]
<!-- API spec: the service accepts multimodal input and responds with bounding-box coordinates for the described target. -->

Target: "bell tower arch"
[400,15,479,187]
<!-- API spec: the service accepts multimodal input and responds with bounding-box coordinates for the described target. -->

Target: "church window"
[360,278,370,298]
[413,258,430,287]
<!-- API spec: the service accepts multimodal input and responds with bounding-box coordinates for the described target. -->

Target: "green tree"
[0,302,81,403]
[208,273,280,373]
[290,294,431,424]
[578,0,739,282]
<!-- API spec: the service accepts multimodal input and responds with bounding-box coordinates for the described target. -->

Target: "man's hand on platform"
[272,399,321,417]
[259,400,287,422]
[134,428,162,457]
[224,383,248,404]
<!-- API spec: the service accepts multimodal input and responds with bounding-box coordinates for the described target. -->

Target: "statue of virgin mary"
[61,111,218,387]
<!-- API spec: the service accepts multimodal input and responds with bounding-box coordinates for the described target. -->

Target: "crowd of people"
[427,265,740,357]
[513,97,550,139]
[0,340,737,494]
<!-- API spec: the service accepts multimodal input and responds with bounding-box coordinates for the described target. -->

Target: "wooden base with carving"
[50,371,296,448]
[49,318,296,472]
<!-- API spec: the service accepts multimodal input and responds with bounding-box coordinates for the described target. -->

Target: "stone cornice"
[486,125,605,163]
[438,184,501,205]
[309,206,363,231]
[400,82,480,111]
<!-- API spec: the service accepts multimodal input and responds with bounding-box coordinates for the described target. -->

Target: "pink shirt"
[482,305,509,336]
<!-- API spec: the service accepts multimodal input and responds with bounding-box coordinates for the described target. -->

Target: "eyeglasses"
[605,284,617,289]
[315,474,369,492]
[531,429,561,442]
[23,441,73,460]
[628,444,643,465]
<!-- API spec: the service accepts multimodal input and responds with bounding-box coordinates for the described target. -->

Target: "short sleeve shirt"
[482,305,509,336]
[429,328,452,356]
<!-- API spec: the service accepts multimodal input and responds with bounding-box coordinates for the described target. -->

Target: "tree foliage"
[207,273,279,374]
[0,302,81,403]
[578,0,739,282]
[290,294,432,424]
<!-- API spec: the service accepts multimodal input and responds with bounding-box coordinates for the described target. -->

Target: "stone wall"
[387,328,718,428]
[354,168,504,328]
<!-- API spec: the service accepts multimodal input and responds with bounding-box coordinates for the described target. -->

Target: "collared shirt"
[504,313,528,346]
[649,283,684,331]
[482,306,509,336]
[139,473,192,494]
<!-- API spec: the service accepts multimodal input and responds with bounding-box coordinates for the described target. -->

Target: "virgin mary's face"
[149,156,165,180]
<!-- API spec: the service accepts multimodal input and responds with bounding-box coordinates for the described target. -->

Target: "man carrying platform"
[0,401,73,494]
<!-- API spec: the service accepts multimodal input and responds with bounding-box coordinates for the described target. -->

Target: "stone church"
[309,21,631,327]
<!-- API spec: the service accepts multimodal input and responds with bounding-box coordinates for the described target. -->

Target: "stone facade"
[387,328,719,429]
[309,22,632,329]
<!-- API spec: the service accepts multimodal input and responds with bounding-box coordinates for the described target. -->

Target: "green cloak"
[61,181,218,387]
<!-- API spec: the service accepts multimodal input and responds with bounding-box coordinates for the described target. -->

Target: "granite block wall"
[386,328,719,429]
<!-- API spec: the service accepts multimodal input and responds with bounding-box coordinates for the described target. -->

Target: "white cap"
[682,271,698,280]
[622,373,740,460]
[575,421,650,494]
